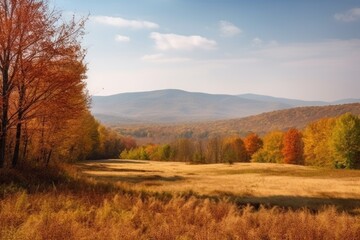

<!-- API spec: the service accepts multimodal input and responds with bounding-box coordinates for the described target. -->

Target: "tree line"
[121,113,360,169]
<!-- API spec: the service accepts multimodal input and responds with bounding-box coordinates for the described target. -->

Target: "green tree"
[330,113,360,169]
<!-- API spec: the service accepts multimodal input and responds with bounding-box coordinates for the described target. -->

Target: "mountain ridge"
[91,89,360,124]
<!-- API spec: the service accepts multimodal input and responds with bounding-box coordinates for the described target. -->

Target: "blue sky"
[52,0,360,101]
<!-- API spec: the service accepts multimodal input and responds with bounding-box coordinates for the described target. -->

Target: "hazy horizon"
[52,0,360,101]
[92,88,359,102]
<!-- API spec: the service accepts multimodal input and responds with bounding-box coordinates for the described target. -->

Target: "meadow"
[80,160,360,212]
[1,161,360,239]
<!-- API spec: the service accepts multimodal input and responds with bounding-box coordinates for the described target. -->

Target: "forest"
[121,113,360,169]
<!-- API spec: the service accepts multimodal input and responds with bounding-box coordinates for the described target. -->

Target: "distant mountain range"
[91,89,360,124]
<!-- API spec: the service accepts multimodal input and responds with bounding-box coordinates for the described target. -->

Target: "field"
[1,161,360,239]
[80,160,360,212]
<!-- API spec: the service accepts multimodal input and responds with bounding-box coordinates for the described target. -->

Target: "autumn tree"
[303,118,336,167]
[0,0,86,167]
[57,112,100,162]
[206,137,221,163]
[252,131,284,163]
[330,113,360,169]
[172,138,194,162]
[146,144,171,161]
[121,137,137,150]
[221,137,247,164]
[193,140,206,163]
[244,133,263,160]
[282,128,304,165]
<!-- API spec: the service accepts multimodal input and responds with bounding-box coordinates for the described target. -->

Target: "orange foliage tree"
[282,128,304,165]
[0,0,87,168]
[244,133,263,160]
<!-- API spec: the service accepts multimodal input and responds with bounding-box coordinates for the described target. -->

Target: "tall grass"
[1,192,359,239]
[1,165,359,240]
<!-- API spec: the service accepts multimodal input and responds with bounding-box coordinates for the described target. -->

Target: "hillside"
[114,103,360,143]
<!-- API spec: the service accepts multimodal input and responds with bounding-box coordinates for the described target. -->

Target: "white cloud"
[141,53,191,63]
[334,8,360,22]
[150,32,217,51]
[92,16,159,29]
[219,20,242,37]
[252,37,263,46]
[115,35,130,42]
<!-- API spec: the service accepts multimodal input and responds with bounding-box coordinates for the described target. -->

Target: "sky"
[51,0,360,101]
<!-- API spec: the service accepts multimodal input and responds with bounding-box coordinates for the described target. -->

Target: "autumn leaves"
[0,0,87,167]
[121,113,360,169]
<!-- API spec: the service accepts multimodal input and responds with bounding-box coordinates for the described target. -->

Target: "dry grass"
[1,162,360,239]
[1,191,360,240]
[79,160,360,211]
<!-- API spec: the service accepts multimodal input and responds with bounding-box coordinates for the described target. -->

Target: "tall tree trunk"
[0,70,10,168]
[22,137,28,161]
[12,121,22,168]
[12,85,25,168]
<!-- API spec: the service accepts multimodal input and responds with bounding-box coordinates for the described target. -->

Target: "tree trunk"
[12,120,22,168]
[0,70,10,168]
[12,84,26,168]
[22,135,28,162]
[45,149,52,167]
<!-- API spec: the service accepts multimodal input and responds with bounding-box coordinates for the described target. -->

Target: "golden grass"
[1,191,360,240]
[1,162,360,239]
[79,160,360,210]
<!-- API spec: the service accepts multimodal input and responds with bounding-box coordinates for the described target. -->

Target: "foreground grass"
[1,192,360,240]
[1,163,360,240]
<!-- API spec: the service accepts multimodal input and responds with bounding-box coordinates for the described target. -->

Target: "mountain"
[237,94,327,107]
[91,89,291,123]
[115,103,360,144]
[91,89,360,124]
[238,94,360,106]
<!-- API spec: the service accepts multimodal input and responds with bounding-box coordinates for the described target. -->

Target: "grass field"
[79,160,360,212]
[1,161,360,239]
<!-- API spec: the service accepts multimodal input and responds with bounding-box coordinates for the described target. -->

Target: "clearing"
[78,160,360,211]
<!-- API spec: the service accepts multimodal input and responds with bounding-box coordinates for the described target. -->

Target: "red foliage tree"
[244,133,263,160]
[282,128,304,165]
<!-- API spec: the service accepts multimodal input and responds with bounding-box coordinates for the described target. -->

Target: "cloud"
[252,37,263,46]
[92,16,159,29]
[115,35,130,42]
[334,8,360,22]
[219,20,242,37]
[150,32,217,51]
[141,54,191,63]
